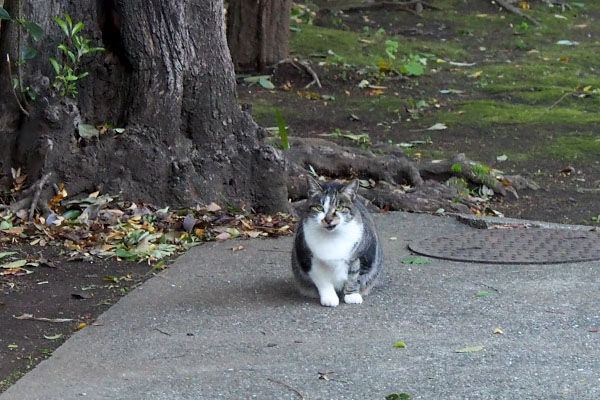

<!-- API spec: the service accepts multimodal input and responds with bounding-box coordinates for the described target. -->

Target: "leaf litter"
[0,191,296,273]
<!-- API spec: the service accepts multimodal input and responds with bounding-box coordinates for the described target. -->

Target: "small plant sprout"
[49,14,104,97]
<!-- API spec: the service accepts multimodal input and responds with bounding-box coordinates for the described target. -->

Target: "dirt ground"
[3,0,600,393]
[0,243,153,391]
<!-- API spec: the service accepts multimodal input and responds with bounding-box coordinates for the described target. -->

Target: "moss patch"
[438,100,600,126]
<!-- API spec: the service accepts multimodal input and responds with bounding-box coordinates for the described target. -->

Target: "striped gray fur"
[291,178,383,306]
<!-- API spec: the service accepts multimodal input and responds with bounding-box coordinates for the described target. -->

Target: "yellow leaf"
[394,341,406,348]
[493,328,504,335]
[518,2,530,9]
[76,322,87,331]
[278,225,290,232]
[195,228,205,237]
[583,85,593,92]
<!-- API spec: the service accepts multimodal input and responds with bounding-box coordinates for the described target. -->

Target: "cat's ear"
[307,176,323,197]
[341,179,360,200]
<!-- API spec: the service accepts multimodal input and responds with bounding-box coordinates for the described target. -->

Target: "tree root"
[321,1,441,16]
[284,137,537,214]
[0,173,52,219]
[276,59,322,89]
[494,0,541,26]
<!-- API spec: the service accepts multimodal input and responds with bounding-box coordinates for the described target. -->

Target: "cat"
[291,177,383,307]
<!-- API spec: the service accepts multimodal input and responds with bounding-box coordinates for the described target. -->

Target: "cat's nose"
[324,216,333,224]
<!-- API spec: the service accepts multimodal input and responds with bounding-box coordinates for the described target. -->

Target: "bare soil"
[0,243,153,391]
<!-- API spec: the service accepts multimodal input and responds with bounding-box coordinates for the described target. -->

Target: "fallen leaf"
[389,237,398,241]
[231,245,244,252]
[206,202,221,212]
[43,333,63,340]
[455,345,484,353]
[426,123,447,131]
[556,40,579,46]
[2,226,24,235]
[394,341,406,348]
[0,251,17,259]
[14,314,74,323]
[182,214,196,233]
[386,394,411,400]
[71,291,92,300]
[496,154,508,162]
[493,328,504,335]
[215,232,231,241]
[0,259,27,269]
[475,290,494,297]
[78,124,100,140]
[76,322,87,330]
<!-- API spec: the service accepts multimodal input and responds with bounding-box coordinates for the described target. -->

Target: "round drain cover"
[408,228,600,264]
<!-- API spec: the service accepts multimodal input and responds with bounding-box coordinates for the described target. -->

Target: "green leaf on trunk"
[23,21,43,41]
[78,124,99,140]
[21,45,38,60]
[0,6,11,20]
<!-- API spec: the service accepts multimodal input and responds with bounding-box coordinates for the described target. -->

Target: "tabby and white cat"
[291,178,383,307]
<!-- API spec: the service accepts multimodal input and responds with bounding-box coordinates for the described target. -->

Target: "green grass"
[543,132,600,160]
[290,24,466,68]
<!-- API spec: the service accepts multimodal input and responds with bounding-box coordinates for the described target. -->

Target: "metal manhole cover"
[408,228,600,264]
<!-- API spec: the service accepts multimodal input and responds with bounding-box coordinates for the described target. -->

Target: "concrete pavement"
[2,212,599,399]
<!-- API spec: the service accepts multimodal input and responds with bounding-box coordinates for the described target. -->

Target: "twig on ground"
[494,0,541,26]
[324,1,441,14]
[277,59,322,89]
[153,327,172,336]
[298,60,322,89]
[548,91,573,110]
[267,378,307,400]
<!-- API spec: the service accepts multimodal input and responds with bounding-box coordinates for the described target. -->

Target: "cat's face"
[306,179,360,232]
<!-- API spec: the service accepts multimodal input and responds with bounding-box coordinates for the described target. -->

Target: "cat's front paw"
[319,292,340,307]
[344,293,363,304]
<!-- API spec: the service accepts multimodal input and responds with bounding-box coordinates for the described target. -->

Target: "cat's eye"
[336,206,348,212]
[312,205,324,211]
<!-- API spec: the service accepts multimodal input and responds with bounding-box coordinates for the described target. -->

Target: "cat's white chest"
[303,219,363,262]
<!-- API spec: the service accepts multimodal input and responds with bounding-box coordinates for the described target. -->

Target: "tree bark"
[0,0,290,213]
[226,0,292,72]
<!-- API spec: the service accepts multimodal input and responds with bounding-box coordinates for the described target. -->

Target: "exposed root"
[28,173,51,220]
[284,138,537,214]
[541,0,571,11]
[276,59,322,89]
[0,173,52,219]
[494,0,541,26]
[321,1,441,15]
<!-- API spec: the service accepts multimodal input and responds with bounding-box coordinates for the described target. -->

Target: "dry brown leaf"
[216,232,230,241]
[206,202,221,212]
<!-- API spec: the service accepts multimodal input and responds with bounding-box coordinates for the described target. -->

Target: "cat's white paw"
[344,293,363,304]
[319,291,339,307]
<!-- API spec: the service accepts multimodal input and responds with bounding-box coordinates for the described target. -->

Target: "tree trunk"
[0,0,290,213]
[226,0,291,72]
